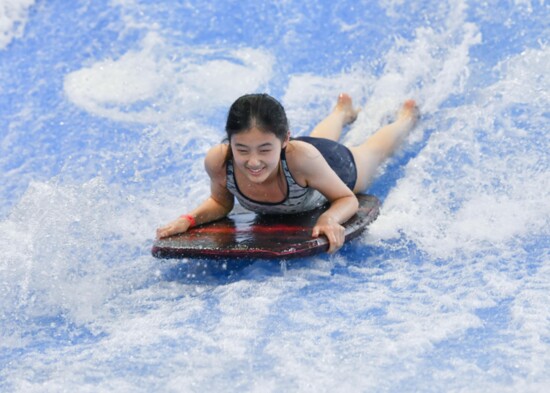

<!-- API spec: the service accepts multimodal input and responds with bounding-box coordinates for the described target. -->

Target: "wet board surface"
[152,194,380,260]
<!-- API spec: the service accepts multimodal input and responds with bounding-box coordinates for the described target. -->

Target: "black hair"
[225,93,289,142]
[223,93,289,164]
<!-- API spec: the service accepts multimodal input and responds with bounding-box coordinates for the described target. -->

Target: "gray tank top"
[226,150,326,214]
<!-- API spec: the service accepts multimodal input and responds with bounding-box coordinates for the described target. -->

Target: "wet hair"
[225,93,289,143]
[223,93,289,164]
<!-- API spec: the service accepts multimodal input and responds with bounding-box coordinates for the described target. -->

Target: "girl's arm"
[286,141,359,253]
[156,145,234,239]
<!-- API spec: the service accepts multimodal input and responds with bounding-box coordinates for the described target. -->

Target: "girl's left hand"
[312,215,345,253]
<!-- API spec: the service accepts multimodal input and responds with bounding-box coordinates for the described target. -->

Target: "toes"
[399,99,420,121]
[336,93,360,124]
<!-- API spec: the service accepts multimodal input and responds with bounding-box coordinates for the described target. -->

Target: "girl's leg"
[350,99,418,192]
[309,93,360,141]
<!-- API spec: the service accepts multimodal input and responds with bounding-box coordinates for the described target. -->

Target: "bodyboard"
[152,194,380,260]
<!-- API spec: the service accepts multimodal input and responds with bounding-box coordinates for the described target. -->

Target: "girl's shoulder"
[285,139,324,184]
[286,139,323,165]
[205,143,229,178]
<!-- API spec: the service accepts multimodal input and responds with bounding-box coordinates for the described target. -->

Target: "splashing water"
[1,0,549,391]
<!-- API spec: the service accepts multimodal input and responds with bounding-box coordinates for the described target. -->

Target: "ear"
[282,131,290,149]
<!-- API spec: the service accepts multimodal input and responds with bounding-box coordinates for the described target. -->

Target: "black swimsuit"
[293,136,357,190]
[225,136,358,214]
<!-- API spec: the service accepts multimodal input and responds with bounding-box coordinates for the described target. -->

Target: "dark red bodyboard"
[152,194,380,259]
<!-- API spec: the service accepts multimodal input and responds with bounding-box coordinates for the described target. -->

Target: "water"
[1,0,548,391]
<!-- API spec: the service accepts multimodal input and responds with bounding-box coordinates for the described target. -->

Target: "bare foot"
[334,93,361,125]
[397,99,419,126]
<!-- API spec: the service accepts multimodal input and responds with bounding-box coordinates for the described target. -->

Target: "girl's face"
[230,126,289,184]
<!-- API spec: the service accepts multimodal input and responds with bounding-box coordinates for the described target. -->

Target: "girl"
[156,93,418,253]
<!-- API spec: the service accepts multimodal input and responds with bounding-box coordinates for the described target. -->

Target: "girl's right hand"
[156,217,192,239]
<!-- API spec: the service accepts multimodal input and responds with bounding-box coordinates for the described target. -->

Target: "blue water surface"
[1,0,549,391]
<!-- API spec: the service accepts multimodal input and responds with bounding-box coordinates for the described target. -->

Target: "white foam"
[3,0,550,391]
[482,45,550,107]
[63,31,274,123]
[368,45,550,259]
[364,0,480,137]
[283,0,481,146]
[0,178,164,336]
[0,0,34,50]
[283,69,375,134]
[513,0,537,12]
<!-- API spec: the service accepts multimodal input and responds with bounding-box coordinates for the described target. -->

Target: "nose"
[247,154,261,167]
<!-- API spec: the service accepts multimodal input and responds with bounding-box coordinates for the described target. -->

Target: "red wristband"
[180,214,196,227]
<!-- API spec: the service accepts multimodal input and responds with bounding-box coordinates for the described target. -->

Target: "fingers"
[312,227,319,238]
[312,224,345,253]
[156,226,172,239]
[156,218,191,239]
[327,228,345,253]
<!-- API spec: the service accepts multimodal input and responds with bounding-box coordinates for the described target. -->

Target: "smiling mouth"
[246,166,265,176]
